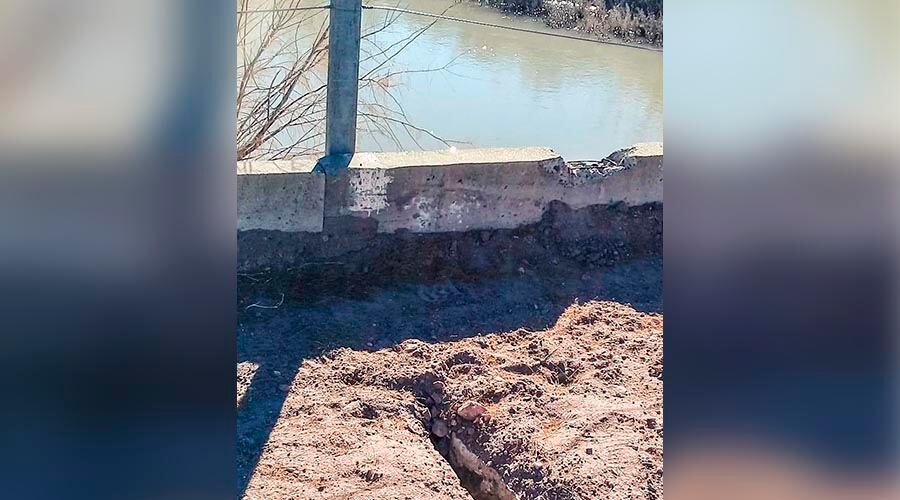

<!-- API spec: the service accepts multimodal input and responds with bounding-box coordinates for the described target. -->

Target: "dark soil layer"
[238,201,662,299]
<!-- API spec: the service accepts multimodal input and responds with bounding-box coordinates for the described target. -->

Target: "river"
[241,0,663,160]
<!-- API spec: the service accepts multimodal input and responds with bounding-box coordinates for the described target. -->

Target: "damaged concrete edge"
[237,143,662,234]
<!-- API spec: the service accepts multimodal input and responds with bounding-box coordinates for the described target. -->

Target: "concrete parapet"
[237,159,325,233]
[237,143,662,235]
[325,147,568,233]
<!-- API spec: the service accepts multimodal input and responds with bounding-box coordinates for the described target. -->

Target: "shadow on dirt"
[236,257,661,495]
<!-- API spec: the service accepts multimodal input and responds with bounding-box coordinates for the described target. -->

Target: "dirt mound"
[240,300,662,499]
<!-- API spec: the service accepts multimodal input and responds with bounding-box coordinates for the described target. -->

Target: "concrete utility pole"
[324,0,362,157]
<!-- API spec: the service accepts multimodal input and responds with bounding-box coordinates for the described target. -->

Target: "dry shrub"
[237,0,455,160]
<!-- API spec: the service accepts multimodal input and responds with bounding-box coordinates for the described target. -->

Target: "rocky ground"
[238,257,662,499]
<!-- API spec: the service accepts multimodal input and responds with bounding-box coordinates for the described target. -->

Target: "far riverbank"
[474,0,663,48]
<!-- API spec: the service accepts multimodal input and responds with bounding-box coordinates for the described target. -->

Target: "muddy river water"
[244,0,663,160]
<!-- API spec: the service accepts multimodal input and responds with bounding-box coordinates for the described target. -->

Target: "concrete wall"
[237,160,325,233]
[237,143,662,235]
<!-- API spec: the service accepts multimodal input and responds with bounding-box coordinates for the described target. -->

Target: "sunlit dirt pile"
[240,299,662,499]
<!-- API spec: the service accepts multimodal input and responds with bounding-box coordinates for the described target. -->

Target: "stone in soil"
[431,419,450,438]
[457,401,488,421]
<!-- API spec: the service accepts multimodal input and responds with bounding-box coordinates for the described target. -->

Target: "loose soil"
[238,257,662,499]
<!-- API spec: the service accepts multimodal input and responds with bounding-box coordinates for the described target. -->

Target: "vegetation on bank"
[479,0,663,47]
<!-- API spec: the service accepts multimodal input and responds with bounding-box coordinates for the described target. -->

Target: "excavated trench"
[440,434,516,500]
[415,376,518,500]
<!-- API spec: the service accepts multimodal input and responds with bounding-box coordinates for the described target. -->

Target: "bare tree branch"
[237,0,459,160]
